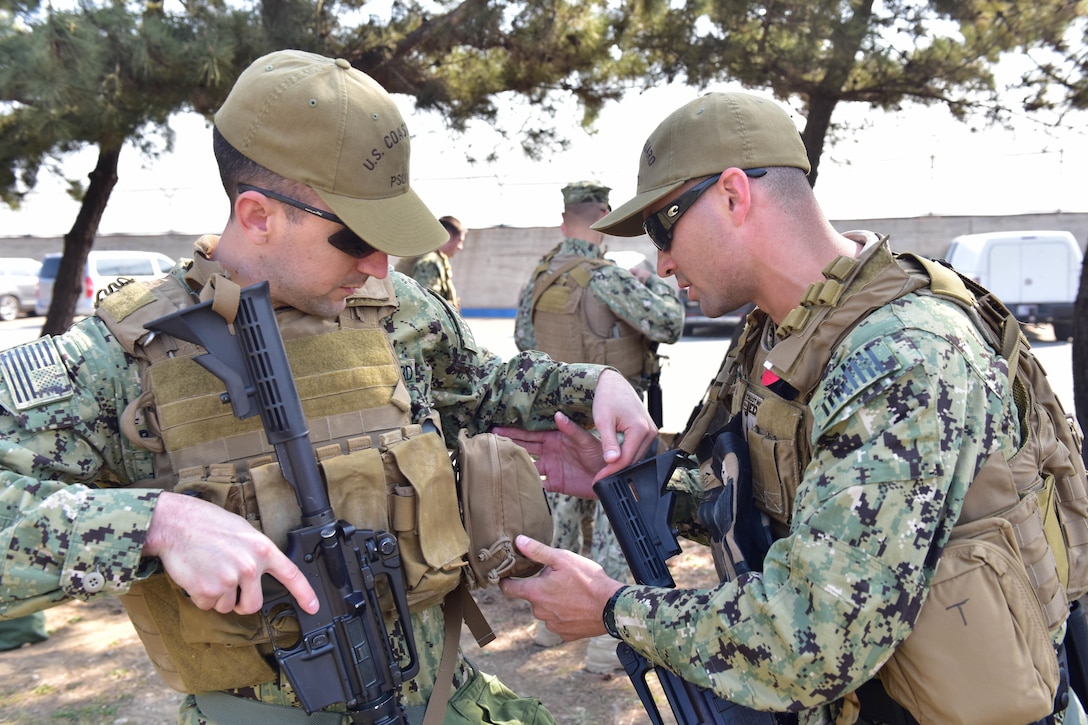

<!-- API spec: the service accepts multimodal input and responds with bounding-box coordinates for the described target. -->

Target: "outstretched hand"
[494,369,657,496]
[494,411,605,498]
[144,491,319,616]
[499,535,624,641]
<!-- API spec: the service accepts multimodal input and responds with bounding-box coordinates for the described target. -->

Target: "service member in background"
[498,92,1088,725]
[0,50,656,725]
[513,180,683,673]
[395,215,466,310]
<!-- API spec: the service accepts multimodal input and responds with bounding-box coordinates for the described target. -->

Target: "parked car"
[35,250,175,317]
[681,289,753,336]
[0,257,42,321]
[944,230,1082,341]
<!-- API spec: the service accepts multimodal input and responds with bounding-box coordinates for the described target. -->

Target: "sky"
[2,79,1087,239]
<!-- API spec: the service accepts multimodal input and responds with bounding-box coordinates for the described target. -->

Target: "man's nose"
[359,252,390,278]
[656,249,675,279]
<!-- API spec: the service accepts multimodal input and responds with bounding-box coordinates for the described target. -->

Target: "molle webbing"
[765,242,926,395]
[149,327,408,471]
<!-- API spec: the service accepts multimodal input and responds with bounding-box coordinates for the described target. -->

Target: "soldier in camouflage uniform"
[396,215,466,310]
[513,181,683,672]
[0,50,656,725]
[497,93,1088,724]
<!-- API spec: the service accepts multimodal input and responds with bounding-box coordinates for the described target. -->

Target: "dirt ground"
[0,542,717,725]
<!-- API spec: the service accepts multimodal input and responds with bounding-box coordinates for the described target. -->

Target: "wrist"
[602,585,628,639]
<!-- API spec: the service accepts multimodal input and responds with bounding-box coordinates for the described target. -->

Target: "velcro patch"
[814,338,903,424]
[0,338,74,411]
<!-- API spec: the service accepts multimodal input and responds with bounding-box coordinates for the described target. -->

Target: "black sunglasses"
[642,168,768,251]
[237,184,378,259]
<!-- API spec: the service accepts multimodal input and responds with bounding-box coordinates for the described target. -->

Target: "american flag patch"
[0,338,74,411]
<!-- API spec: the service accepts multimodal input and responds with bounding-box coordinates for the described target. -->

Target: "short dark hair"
[213,126,313,220]
[439,216,465,237]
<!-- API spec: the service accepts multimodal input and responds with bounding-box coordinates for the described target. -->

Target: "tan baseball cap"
[214,49,446,256]
[593,92,811,237]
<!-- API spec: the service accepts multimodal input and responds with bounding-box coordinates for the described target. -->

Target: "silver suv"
[35,250,175,317]
[0,257,42,321]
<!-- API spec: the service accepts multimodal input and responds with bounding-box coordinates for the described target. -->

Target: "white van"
[944,230,1082,341]
[35,250,175,317]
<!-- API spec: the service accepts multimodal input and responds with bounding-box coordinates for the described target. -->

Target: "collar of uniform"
[559,236,604,259]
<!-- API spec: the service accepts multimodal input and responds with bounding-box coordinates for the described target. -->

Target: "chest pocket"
[745,389,808,529]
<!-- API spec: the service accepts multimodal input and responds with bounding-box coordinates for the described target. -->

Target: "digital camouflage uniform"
[406,251,459,311]
[0,240,607,724]
[610,233,1062,723]
[514,236,683,585]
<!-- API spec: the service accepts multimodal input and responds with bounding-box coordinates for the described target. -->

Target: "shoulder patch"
[814,337,905,424]
[0,338,75,411]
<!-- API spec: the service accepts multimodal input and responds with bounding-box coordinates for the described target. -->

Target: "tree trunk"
[40,145,121,337]
[1073,258,1088,466]
[802,93,837,189]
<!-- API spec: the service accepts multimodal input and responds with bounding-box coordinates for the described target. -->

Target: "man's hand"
[143,491,319,616]
[500,535,624,641]
[494,411,605,498]
[593,369,657,478]
[494,369,656,495]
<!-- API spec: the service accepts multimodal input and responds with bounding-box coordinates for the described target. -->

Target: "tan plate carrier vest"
[529,252,654,382]
[679,239,1088,722]
[95,269,470,696]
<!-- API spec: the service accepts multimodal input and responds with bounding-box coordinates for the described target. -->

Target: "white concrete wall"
[5,211,1087,313]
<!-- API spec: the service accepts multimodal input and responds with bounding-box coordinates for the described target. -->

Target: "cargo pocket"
[878,516,1058,725]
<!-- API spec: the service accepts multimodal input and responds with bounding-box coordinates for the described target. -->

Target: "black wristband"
[602,585,628,639]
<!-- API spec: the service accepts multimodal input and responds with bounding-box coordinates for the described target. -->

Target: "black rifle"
[146,281,418,725]
[647,343,664,428]
[594,450,779,725]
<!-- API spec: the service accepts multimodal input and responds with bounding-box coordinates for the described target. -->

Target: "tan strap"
[199,273,242,324]
[530,258,609,310]
[421,583,495,725]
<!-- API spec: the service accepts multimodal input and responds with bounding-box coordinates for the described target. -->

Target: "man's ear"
[233,190,274,242]
[718,167,754,224]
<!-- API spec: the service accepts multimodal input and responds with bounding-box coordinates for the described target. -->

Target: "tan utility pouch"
[454,430,552,589]
[124,427,470,695]
[878,515,1058,724]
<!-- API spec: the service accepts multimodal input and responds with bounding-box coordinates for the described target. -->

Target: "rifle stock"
[146,281,418,724]
[594,450,779,725]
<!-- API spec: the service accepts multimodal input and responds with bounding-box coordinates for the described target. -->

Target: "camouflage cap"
[562,181,611,206]
[214,49,446,256]
[593,92,810,237]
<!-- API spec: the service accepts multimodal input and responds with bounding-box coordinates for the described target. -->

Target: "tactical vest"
[679,239,1088,720]
[95,255,469,695]
[528,250,651,383]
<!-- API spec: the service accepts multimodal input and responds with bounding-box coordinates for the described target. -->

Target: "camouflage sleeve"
[609,296,1017,712]
[410,256,445,297]
[389,276,604,444]
[0,319,160,616]
[588,266,684,344]
[512,278,536,351]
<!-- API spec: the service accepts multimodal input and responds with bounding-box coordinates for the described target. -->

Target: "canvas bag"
[454,430,553,589]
